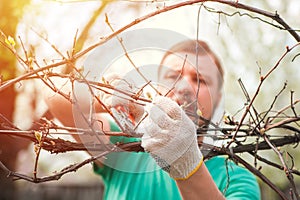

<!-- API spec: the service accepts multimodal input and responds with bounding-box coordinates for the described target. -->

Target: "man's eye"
[193,77,207,85]
[164,72,180,80]
[199,78,206,84]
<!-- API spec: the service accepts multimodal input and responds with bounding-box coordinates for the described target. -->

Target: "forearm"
[176,164,225,200]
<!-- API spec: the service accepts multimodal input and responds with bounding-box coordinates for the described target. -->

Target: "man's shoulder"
[205,156,261,199]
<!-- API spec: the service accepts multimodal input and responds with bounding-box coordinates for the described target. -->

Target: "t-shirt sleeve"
[93,119,120,176]
[93,161,106,175]
[93,119,140,176]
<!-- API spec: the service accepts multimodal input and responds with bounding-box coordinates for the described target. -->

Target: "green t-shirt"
[94,122,261,200]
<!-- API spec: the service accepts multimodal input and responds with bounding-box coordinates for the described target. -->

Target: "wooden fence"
[0,182,104,200]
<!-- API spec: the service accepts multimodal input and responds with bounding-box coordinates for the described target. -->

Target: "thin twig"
[228,43,300,147]
[263,134,299,199]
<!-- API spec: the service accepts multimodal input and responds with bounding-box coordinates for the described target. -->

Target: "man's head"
[158,40,224,125]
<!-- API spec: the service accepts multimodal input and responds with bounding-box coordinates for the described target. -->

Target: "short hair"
[159,40,224,89]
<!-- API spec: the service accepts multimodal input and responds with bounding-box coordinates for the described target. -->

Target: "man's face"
[158,52,222,124]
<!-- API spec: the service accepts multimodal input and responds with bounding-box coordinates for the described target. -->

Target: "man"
[45,39,260,200]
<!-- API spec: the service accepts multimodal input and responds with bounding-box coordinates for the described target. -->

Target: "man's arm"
[44,78,111,139]
[176,164,224,200]
[44,79,111,168]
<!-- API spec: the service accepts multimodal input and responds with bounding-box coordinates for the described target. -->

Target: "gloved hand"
[141,96,203,180]
[100,73,144,123]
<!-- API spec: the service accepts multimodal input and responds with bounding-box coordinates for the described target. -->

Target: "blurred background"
[0,0,300,199]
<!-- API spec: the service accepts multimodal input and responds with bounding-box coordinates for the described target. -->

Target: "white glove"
[141,96,203,180]
[100,73,144,123]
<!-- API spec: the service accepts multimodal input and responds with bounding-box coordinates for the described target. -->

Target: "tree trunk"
[0,1,31,199]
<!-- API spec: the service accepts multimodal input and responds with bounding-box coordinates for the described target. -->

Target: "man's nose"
[174,78,194,98]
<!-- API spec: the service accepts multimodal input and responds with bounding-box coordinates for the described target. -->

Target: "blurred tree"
[0,0,31,199]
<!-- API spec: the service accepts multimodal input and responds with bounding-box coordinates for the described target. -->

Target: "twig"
[263,134,299,199]
[104,13,162,96]
[1,1,299,93]
[228,43,300,147]
[232,153,289,200]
